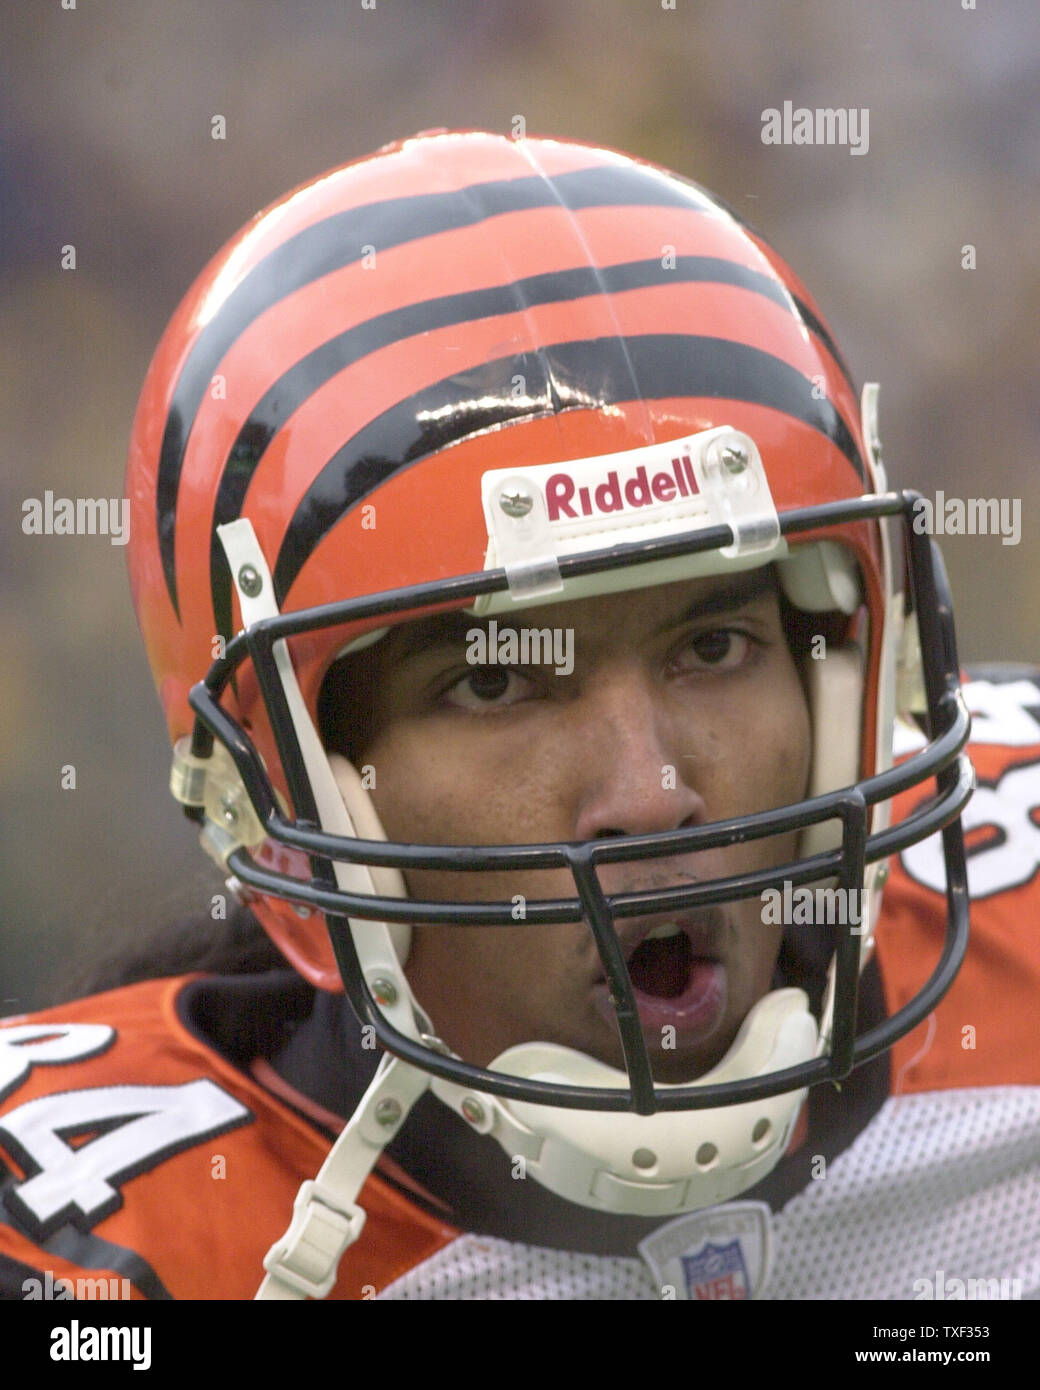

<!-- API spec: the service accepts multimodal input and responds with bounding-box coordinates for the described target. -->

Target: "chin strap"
[212,518,433,1301]
[256,1054,431,1300]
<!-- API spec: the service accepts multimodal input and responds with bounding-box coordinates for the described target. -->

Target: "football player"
[2,130,1037,1303]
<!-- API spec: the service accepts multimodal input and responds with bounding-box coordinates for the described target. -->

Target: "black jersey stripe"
[207,254,848,641]
[0,1165,173,1300]
[157,162,722,618]
[0,1249,49,1300]
[270,332,865,604]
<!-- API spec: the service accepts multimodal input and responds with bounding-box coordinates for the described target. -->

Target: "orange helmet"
[126,132,971,1234]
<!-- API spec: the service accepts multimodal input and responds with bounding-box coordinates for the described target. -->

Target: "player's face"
[335,570,812,1083]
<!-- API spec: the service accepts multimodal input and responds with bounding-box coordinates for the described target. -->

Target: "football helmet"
[125,130,972,1299]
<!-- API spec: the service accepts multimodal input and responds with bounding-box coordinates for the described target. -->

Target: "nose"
[570,665,707,841]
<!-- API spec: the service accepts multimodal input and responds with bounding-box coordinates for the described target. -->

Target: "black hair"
[54,901,283,1003]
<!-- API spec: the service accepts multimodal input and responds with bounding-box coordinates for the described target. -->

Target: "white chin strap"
[217,519,433,1302]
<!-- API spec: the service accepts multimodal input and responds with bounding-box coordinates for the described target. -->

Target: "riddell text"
[545,456,698,522]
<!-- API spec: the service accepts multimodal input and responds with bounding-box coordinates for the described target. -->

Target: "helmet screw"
[374,1097,402,1128]
[292,902,312,919]
[460,1097,485,1126]
[225,875,257,906]
[499,488,533,518]
[370,976,398,1006]
[237,563,263,597]
[719,442,749,474]
[219,793,239,826]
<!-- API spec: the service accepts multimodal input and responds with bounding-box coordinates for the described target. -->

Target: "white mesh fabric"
[767,1086,1040,1301]
[379,1234,651,1301]
[378,1088,1040,1300]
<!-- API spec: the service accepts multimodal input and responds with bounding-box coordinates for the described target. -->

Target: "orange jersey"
[0,978,458,1300]
[882,673,1040,1094]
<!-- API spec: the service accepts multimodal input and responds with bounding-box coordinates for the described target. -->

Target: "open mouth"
[593,919,728,1047]
[627,922,695,998]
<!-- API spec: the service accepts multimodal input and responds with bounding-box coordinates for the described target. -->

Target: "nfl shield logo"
[681,1240,750,1300]
[638,1201,771,1300]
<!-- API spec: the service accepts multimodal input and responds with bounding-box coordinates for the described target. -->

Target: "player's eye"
[672,629,753,674]
[441,665,539,712]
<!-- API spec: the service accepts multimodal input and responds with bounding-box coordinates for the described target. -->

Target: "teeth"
[645,921,683,941]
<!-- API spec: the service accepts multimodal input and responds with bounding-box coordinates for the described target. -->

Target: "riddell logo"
[545,455,699,523]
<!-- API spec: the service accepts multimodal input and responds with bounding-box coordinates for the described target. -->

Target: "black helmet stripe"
[157,162,724,618]
[270,332,866,605]
[208,254,852,641]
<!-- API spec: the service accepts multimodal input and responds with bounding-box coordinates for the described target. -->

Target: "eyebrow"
[385,566,778,664]
[383,611,484,663]
[657,565,777,634]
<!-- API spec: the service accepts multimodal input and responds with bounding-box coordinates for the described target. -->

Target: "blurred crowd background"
[3,0,1037,1009]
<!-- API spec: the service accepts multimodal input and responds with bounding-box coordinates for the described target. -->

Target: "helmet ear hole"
[251,893,345,993]
[244,757,414,981]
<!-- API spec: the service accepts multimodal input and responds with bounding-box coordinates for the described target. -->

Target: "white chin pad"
[327,752,411,964]
[439,987,818,1216]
